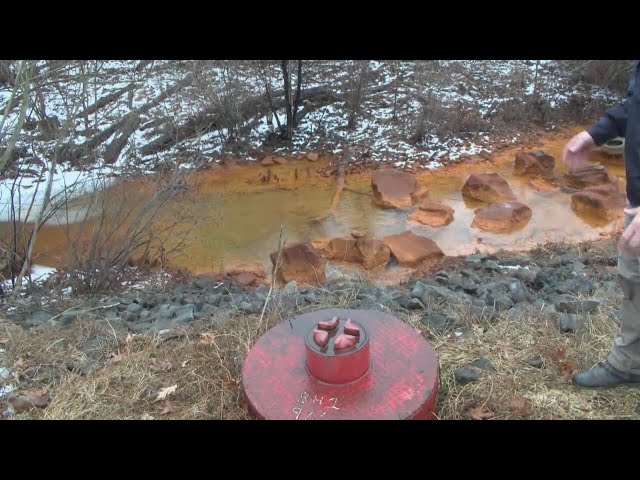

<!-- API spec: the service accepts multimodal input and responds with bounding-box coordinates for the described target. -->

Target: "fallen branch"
[140,86,340,156]
[58,73,194,164]
[76,82,137,119]
[47,302,120,323]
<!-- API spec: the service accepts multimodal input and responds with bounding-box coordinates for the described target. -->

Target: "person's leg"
[572,213,640,387]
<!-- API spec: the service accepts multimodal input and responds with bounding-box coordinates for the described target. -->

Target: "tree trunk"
[281,60,293,139]
[292,60,303,128]
[0,61,34,176]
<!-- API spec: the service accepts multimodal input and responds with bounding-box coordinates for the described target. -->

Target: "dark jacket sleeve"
[587,75,635,146]
[587,101,629,146]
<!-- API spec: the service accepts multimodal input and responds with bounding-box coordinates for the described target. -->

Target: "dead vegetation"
[1,238,638,420]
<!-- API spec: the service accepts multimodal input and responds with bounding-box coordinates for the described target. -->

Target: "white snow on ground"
[0,60,626,215]
[30,264,57,282]
[0,349,15,398]
[0,159,121,223]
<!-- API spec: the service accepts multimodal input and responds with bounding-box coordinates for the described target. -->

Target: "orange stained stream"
[2,126,628,281]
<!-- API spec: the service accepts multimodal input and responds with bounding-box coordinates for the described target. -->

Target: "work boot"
[572,362,640,388]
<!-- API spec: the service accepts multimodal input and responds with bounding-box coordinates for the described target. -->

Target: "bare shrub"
[58,165,208,295]
[567,60,634,95]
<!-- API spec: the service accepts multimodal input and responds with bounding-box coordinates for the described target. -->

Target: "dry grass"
[1,276,639,420]
[425,289,638,420]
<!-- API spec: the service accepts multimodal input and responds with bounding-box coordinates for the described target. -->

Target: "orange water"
[2,127,627,281]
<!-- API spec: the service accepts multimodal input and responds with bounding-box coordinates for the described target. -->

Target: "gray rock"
[411,281,427,299]
[465,253,486,266]
[556,278,596,295]
[24,311,54,328]
[157,304,180,319]
[551,254,575,267]
[408,298,425,310]
[149,319,174,332]
[476,282,498,298]
[509,289,528,304]
[461,269,481,282]
[174,305,195,323]
[78,360,99,376]
[603,280,618,293]
[231,293,247,305]
[502,255,531,267]
[528,358,544,368]
[119,295,136,305]
[471,298,486,307]
[486,294,514,311]
[412,281,459,305]
[378,292,395,306]
[238,301,262,314]
[435,271,449,283]
[356,298,384,310]
[142,297,157,309]
[255,284,269,302]
[573,261,586,274]
[395,296,412,310]
[508,279,524,293]
[454,367,480,385]
[194,304,217,320]
[532,298,557,314]
[283,280,298,296]
[158,292,172,302]
[420,314,453,334]
[59,313,78,326]
[511,268,537,284]
[102,306,121,319]
[448,273,464,288]
[121,312,139,323]
[140,310,151,320]
[484,260,500,271]
[471,357,495,371]
[303,292,317,304]
[559,313,580,333]
[506,302,531,321]
[127,321,153,333]
[206,293,223,306]
[555,298,600,314]
[461,278,478,293]
[251,300,263,312]
[456,330,474,341]
[127,303,144,315]
[389,301,402,312]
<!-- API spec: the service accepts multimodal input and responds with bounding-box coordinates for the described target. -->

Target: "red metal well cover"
[242,308,439,420]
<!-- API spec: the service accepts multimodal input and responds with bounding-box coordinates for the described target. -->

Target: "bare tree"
[0,61,35,176]
[280,60,303,140]
[344,60,371,130]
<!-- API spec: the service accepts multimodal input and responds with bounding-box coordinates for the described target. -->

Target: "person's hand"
[563,131,596,171]
[619,213,640,256]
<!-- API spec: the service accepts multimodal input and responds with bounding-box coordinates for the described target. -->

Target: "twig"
[257,225,286,332]
[47,302,120,323]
